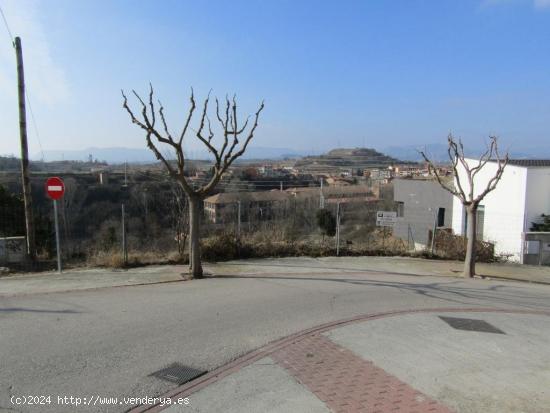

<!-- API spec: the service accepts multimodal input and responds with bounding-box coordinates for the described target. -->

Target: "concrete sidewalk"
[0,265,186,295]
[210,256,550,285]
[147,308,550,413]
[1,256,549,295]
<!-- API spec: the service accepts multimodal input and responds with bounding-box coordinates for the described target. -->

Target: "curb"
[127,306,550,413]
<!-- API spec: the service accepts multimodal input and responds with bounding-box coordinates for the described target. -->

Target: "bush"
[432,229,495,262]
[316,209,336,237]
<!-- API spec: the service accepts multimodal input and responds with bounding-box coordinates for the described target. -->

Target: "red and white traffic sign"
[45,177,65,200]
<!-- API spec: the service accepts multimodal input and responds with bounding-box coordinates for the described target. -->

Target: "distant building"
[366,168,393,180]
[394,165,427,177]
[204,185,375,224]
[393,178,454,249]
[288,185,374,204]
[452,159,550,263]
[204,191,290,224]
[257,164,274,177]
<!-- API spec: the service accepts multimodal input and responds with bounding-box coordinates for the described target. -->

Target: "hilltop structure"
[293,148,410,175]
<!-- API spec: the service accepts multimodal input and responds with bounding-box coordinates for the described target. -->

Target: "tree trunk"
[464,205,477,278]
[188,196,203,279]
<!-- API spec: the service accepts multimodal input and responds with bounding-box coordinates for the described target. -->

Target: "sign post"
[376,211,397,251]
[45,177,65,273]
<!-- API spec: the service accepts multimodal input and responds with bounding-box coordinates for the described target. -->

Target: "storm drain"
[438,316,505,334]
[149,363,206,384]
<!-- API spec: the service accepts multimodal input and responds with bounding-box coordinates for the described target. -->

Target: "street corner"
[326,310,550,413]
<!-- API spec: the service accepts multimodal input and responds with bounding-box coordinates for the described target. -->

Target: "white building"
[452,159,550,262]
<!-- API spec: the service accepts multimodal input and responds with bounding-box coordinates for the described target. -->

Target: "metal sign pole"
[53,199,61,273]
[336,202,340,256]
[121,203,128,265]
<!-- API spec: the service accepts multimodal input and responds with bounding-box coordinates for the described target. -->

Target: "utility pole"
[237,200,241,240]
[123,161,128,187]
[15,37,36,260]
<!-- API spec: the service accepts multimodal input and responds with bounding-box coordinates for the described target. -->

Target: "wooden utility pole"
[15,36,36,260]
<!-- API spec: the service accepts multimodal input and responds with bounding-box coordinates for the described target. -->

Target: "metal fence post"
[121,203,128,265]
[336,202,340,256]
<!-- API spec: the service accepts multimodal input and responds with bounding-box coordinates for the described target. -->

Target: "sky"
[1,0,550,159]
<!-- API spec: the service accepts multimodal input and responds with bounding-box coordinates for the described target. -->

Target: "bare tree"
[420,135,508,277]
[122,85,264,278]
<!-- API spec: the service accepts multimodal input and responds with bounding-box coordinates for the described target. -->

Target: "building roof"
[204,190,290,204]
[504,159,550,167]
[205,185,374,204]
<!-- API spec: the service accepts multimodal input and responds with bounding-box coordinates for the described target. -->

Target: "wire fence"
[0,172,493,271]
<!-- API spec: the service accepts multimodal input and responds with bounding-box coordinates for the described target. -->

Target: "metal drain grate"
[439,316,505,334]
[149,363,206,384]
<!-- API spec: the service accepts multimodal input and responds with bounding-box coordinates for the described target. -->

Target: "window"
[437,208,445,227]
[397,201,404,217]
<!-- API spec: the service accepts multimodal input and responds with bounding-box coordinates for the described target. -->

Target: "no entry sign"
[45,177,65,200]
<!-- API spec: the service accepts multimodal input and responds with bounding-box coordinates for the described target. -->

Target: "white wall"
[451,159,528,261]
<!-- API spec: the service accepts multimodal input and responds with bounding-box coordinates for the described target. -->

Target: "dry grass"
[83,228,495,270]
[86,249,186,268]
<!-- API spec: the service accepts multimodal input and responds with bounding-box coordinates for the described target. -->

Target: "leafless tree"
[420,135,508,278]
[122,85,264,278]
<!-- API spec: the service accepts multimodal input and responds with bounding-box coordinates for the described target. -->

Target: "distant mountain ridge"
[381,144,550,162]
[35,146,308,164]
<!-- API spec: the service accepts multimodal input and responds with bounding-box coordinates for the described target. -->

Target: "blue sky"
[1,0,550,158]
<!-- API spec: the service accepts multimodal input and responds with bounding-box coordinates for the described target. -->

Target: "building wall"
[451,160,528,261]
[393,179,453,248]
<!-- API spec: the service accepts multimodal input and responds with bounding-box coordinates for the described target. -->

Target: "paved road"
[2,261,550,412]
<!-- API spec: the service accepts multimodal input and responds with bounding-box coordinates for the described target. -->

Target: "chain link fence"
[1,171,497,272]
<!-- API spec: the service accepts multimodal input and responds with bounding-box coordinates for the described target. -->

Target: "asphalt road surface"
[2,264,550,413]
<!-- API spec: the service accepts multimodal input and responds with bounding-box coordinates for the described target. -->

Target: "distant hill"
[294,147,409,173]
[36,146,308,164]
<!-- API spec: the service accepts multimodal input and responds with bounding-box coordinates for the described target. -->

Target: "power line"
[25,90,45,161]
[0,4,14,44]
[0,6,45,161]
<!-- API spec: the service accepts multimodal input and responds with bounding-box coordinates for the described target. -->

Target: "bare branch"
[195,92,221,165]
[224,100,265,167]
[158,100,174,142]
[124,85,264,199]
[471,137,496,179]
[179,89,196,145]
[473,139,509,203]
[148,83,156,128]
[447,135,468,201]
[418,148,463,201]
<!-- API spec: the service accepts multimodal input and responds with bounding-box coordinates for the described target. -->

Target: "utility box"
[522,232,550,266]
[0,236,26,265]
